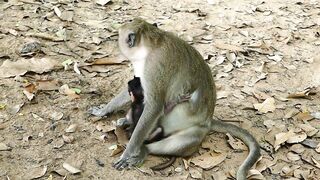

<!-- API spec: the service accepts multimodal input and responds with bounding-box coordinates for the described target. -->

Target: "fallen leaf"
[59,84,80,99]
[287,152,300,161]
[90,56,126,65]
[290,144,305,154]
[109,144,124,156]
[247,169,265,180]
[274,130,295,151]
[311,112,320,119]
[217,90,229,99]
[24,166,47,179]
[267,54,283,62]
[0,143,11,151]
[296,123,318,137]
[96,122,115,133]
[263,120,275,132]
[23,89,35,101]
[288,88,316,99]
[52,168,68,176]
[36,80,60,91]
[255,157,277,172]
[286,132,307,143]
[189,167,203,179]
[214,41,245,52]
[62,59,73,70]
[115,126,128,145]
[253,98,276,113]
[63,162,81,174]
[191,151,226,170]
[8,103,24,114]
[311,157,320,168]
[65,124,78,133]
[74,62,81,75]
[226,133,248,150]
[316,143,320,153]
[50,111,63,121]
[53,6,61,17]
[96,0,112,6]
[63,135,75,143]
[294,112,314,121]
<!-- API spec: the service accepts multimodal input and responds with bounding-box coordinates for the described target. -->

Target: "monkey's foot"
[87,104,109,117]
[113,147,147,170]
[116,118,131,128]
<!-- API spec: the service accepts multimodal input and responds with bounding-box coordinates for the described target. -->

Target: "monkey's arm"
[88,88,131,117]
[113,96,164,169]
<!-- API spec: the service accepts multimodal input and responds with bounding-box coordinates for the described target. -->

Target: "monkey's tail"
[150,157,176,171]
[210,119,261,180]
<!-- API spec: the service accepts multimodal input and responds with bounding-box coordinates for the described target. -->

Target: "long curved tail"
[210,119,261,180]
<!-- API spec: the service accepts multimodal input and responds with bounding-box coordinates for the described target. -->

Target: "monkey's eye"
[127,33,136,48]
[152,23,158,28]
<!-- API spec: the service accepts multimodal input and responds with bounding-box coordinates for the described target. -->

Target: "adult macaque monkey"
[94,18,260,179]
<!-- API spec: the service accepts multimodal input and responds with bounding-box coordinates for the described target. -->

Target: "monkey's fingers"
[87,104,109,117]
[113,158,129,170]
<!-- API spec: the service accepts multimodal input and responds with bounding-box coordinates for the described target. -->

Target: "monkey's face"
[118,18,160,63]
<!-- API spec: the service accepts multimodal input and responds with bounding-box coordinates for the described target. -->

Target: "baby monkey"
[117,76,189,170]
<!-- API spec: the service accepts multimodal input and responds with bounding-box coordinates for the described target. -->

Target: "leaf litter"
[0,0,320,179]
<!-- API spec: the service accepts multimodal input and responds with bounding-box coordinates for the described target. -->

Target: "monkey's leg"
[146,125,208,156]
[88,88,131,117]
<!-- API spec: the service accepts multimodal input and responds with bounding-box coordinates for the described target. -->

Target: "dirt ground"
[0,0,320,179]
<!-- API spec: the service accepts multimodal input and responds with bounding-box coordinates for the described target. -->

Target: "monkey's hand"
[87,104,110,117]
[88,88,131,117]
[113,146,148,170]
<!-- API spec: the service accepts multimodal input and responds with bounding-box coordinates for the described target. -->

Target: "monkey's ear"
[152,23,158,27]
[127,33,136,48]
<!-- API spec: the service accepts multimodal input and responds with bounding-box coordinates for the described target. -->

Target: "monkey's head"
[118,18,161,62]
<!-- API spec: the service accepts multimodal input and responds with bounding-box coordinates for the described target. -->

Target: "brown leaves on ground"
[0,0,320,179]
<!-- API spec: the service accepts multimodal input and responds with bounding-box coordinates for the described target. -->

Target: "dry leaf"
[288,88,315,99]
[63,162,81,174]
[96,122,115,133]
[214,41,245,52]
[0,58,58,78]
[0,143,11,151]
[23,89,35,101]
[65,124,78,133]
[289,144,305,154]
[247,169,265,180]
[286,132,307,143]
[109,144,124,156]
[274,130,295,151]
[287,152,300,161]
[73,61,81,75]
[53,6,61,17]
[189,167,203,179]
[63,135,75,143]
[217,90,229,99]
[36,80,60,91]
[96,0,111,6]
[59,84,80,99]
[255,157,277,172]
[294,112,314,121]
[24,166,47,180]
[90,56,126,65]
[253,98,276,113]
[296,123,318,137]
[50,111,63,121]
[263,120,275,132]
[115,126,129,145]
[316,143,320,153]
[191,151,226,170]
[226,133,248,150]
[311,157,320,168]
